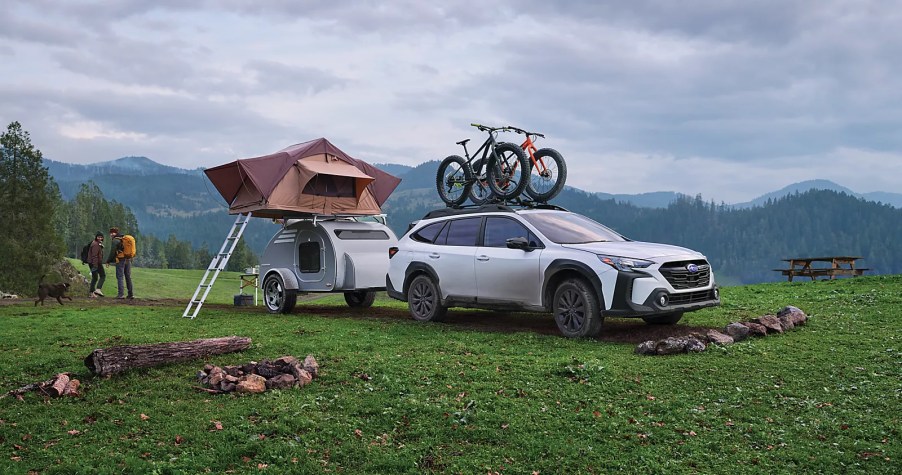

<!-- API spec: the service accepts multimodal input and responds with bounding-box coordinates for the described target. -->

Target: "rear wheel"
[525,148,567,202]
[436,155,472,206]
[263,274,297,314]
[642,312,683,325]
[407,275,447,322]
[487,142,529,200]
[468,158,495,205]
[553,278,603,338]
[344,290,376,308]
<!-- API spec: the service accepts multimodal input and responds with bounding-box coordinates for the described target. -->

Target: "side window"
[411,222,446,243]
[298,241,321,273]
[443,217,482,246]
[483,217,541,248]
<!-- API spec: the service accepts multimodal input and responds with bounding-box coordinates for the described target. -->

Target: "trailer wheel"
[263,274,297,314]
[344,291,376,308]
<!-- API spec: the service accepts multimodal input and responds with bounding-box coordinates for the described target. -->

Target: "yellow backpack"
[121,235,137,259]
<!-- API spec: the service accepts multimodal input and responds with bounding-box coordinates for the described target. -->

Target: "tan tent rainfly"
[204,138,401,219]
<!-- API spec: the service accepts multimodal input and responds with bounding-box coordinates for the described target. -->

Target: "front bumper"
[604,270,720,318]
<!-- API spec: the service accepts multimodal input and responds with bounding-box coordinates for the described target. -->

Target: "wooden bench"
[773,256,868,282]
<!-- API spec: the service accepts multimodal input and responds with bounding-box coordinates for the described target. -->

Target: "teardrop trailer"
[185,138,402,318]
[259,215,398,313]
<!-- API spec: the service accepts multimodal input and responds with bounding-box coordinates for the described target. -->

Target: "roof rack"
[421,200,569,220]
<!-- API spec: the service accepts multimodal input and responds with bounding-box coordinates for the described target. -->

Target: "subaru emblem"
[686,263,699,273]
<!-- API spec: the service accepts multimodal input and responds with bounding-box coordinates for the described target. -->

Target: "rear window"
[411,222,446,243]
[334,229,390,240]
[442,217,481,246]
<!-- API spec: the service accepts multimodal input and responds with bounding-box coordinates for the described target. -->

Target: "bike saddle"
[456,139,471,146]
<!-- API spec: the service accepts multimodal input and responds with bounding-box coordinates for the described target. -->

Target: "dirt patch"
[1,296,717,344]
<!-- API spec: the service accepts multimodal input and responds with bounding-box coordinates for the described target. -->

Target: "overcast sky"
[2,1,901,202]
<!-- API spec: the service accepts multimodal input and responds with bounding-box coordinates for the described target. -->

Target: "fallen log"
[2,373,74,399]
[84,336,252,376]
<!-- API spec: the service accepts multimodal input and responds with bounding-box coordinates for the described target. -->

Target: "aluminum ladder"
[182,213,251,319]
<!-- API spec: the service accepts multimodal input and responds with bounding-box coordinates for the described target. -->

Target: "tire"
[468,158,495,205]
[436,155,472,206]
[642,312,683,325]
[525,148,567,202]
[344,290,376,308]
[553,278,603,338]
[486,142,529,200]
[407,274,447,322]
[263,273,297,314]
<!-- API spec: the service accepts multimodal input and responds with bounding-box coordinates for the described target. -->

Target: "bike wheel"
[435,155,472,206]
[525,148,567,202]
[468,158,495,205]
[486,142,529,200]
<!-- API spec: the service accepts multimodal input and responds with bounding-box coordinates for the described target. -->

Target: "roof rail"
[422,201,569,220]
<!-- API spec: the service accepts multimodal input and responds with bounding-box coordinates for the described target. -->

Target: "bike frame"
[458,126,504,176]
[510,127,549,176]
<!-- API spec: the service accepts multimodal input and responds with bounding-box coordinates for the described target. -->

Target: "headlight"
[598,255,653,272]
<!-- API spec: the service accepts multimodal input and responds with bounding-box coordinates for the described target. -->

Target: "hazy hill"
[733,179,902,209]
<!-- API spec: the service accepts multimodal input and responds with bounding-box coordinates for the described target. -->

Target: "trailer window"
[298,241,321,273]
[334,230,390,240]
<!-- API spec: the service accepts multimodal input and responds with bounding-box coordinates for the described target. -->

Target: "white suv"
[386,204,720,338]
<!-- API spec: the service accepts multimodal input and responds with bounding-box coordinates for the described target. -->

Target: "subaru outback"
[386,204,720,338]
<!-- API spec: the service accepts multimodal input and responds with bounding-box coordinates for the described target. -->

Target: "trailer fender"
[263,268,300,291]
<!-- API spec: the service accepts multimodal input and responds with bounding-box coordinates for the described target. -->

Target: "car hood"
[561,241,705,260]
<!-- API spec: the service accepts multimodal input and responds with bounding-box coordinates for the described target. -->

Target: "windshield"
[522,212,627,244]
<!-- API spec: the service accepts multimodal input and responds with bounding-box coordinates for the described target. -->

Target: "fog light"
[658,294,669,307]
[714,287,719,299]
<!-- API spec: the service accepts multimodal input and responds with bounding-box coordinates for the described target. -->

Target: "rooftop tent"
[204,138,401,218]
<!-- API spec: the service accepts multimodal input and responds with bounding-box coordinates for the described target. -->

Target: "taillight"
[388,247,399,259]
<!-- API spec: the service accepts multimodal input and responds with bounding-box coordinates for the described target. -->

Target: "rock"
[685,337,707,353]
[203,364,214,373]
[295,368,313,387]
[196,371,208,382]
[655,337,687,355]
[303,355,319,378]
[706,330,734,345]
[255,361,282,378]
[275,356,299,368]
[778,305,808,326]
[266,373,297,390]
[220,382,236,392]
[743,322,768,337]
[753,315,783,334]
[223,365,242,377]
[208,367,225,386]
[724,322,750,341]
[236,374,267,393]
[224,375,238,383]
[635,340,657,355]
[778,315,795,332]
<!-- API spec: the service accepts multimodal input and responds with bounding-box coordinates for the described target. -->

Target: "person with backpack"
[106,227,135,300]
[87,232,106,297]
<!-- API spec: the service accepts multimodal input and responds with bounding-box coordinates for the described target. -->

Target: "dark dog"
[35,275,72,306]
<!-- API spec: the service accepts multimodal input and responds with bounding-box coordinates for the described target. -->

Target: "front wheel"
[344,290,376,308]
[642,312,683,325]
[407,275,447,322]
[263,274,297,314]
[553,278,603,338]
[487,142,529,200]
[436,155,472,206]
[525,148,567,202]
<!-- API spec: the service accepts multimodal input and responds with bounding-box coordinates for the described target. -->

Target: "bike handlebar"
[506,125,544,138]
[470,123,513,133]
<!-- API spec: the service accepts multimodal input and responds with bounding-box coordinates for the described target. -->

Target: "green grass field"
[1,269,899,474]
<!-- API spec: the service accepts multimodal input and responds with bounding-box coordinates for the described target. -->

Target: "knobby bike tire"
[525,147,567,202]
[468,158,495,205]
[435,155,472,206]
[486,142,529,200]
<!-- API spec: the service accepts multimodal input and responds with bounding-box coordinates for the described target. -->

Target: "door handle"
[476,255,489,261]
[429,253,440,259]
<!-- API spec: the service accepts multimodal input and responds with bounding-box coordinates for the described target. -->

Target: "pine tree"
[0,122,65,295]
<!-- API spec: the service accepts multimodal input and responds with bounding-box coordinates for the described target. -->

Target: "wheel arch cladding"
[403,262,441,294]
[543,259,605,310]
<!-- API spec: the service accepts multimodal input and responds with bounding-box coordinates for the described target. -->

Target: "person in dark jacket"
[106,227,134,299]
[88,231,105,297]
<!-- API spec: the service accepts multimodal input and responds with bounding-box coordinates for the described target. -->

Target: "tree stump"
[84,336,251,376]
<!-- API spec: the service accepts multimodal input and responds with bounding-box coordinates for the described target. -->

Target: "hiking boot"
[127,295,135,300]
[89,293,97,298]
[115,296,125,299]
[93,289,104,297]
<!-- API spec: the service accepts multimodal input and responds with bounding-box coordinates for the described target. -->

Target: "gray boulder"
[685,337,707,352]
[635,340,657,355]
[743,321,768,337]
[724,322,750,341]
[706,330,735,345]
[778,305,808,326]
[778,315,795,332]
[754,315,784,334]
[656,337,688,355]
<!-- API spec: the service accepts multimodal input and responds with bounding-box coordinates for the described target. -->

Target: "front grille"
[659,260,711,289]
[669,289,715,305]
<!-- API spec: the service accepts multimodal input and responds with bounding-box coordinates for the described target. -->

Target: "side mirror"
[506,236,532,251]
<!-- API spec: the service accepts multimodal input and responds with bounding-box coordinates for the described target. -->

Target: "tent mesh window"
[302,175,356,198]
[298,241,321,273]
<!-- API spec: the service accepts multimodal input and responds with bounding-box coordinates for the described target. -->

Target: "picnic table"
[773,256,868,282]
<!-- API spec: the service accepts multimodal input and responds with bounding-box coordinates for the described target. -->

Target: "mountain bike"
[506,126,567,202]
[436,124,529,206]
